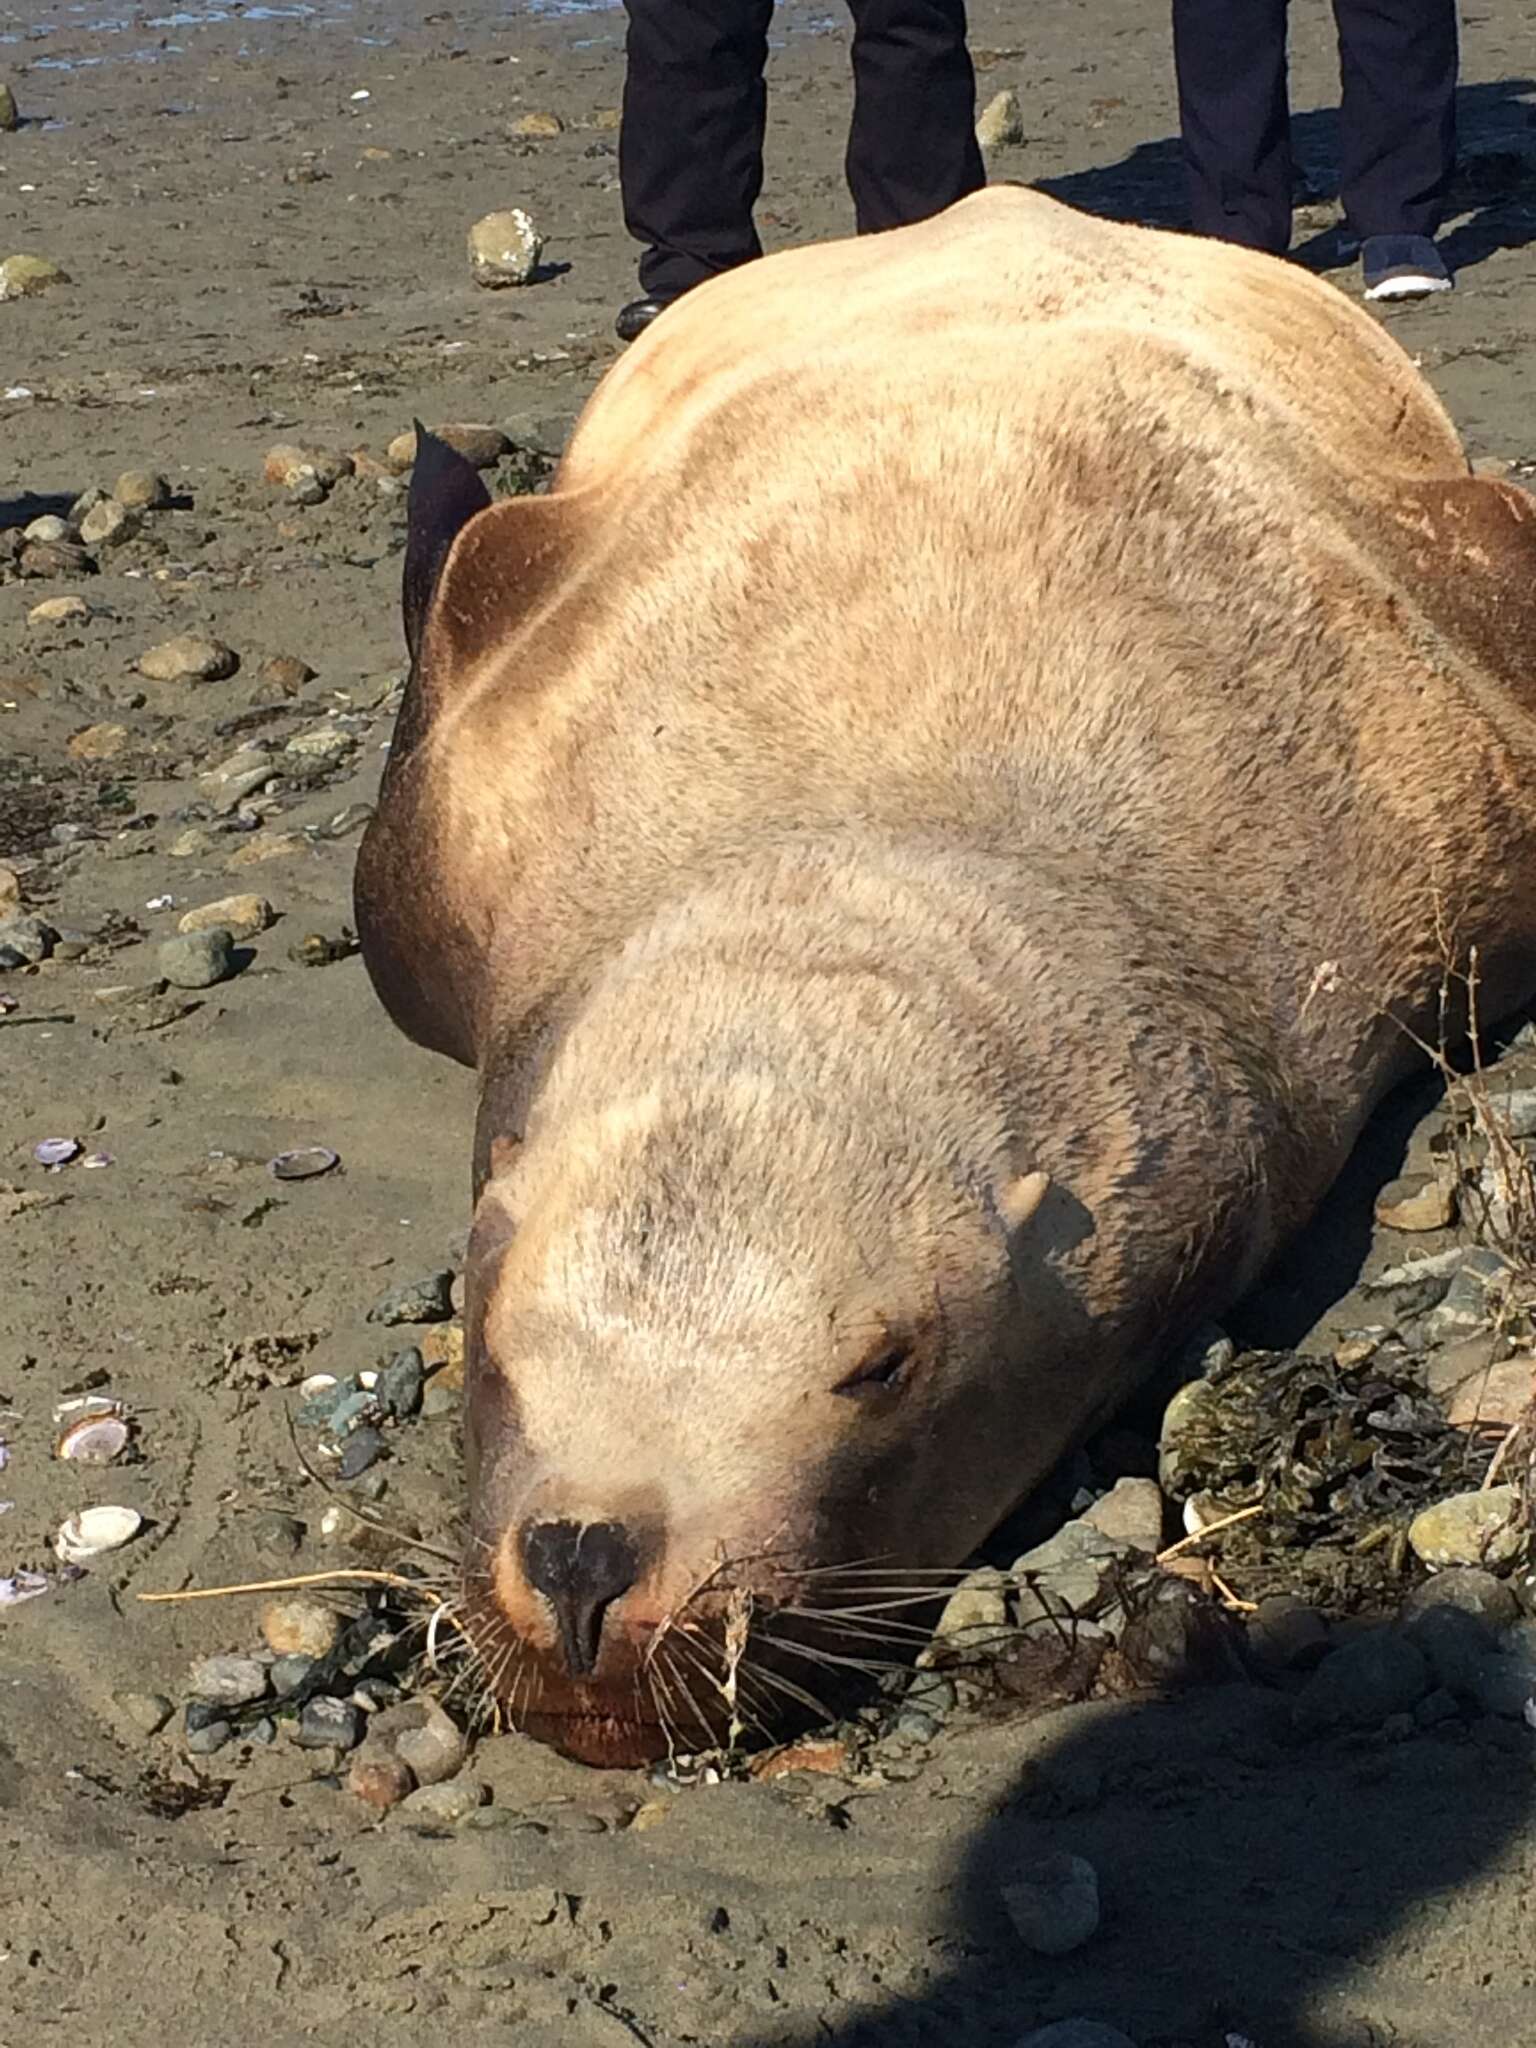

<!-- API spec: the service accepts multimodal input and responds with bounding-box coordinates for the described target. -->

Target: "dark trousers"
[620,0,985,299]
[1172,0,1458,253]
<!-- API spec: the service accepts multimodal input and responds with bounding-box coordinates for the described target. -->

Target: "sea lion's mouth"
[518,1706,672,1770]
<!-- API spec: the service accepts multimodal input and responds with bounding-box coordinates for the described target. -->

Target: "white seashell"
[56,1414,130,1464]
[53,1504,142,1565]
[356,1369,379,1391]
[52,1393,125,1428]
[1182,1493,1222,1537]
[299,1373,339,1399]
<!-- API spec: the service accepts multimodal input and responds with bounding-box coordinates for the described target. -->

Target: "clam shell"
[298,1372,339,1400]
[269,1146,340,1182]
[53,1504,143,1565]
[56,1414,130,1464]
[52,1393,126,1428]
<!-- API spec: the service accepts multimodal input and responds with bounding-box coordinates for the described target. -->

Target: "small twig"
[1208,1568,1259,1614]
[1481,1415,1528,1491]
[138,1568,426,1605]
[1156,1503,1264,1563]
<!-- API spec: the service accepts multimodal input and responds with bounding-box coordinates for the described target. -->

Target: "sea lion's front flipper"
[403,424,492,666]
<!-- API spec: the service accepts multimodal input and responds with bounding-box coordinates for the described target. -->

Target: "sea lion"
[355,185,1536,1768]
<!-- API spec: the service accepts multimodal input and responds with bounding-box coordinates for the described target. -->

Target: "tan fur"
[356,187,1536,1765]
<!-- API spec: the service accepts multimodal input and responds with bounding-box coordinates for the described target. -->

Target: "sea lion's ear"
[997,1170,1050,1233]
[402,423,491,664]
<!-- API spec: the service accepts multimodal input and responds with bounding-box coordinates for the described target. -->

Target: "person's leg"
[619,0,776,304]
[1172,0,1294,254]
[845,0,984,234]
[1335,0,1457,238]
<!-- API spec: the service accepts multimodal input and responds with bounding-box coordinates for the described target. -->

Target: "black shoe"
[615,295,673,345]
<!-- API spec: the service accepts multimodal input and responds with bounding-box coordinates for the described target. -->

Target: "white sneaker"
[1362,234,1453,301]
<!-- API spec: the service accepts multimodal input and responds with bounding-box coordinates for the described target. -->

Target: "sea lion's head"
[459,1072,1066,1768]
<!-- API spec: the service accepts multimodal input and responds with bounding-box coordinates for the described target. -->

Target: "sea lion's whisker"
[771,1604,936,1644]
[733,1654,836,1722]
[753,1631,909,1678]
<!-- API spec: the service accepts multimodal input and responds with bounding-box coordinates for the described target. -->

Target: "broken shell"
[298,1372,339,1400]
[56,1413,131,1464]
[53,1504,142,1565]
[34,1137,80,1168]
[52,1393,126,1428]
[356,1369,379,1391]
[270,1146,340,1181]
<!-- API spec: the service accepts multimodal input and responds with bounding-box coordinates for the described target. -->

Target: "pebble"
[349,1751,416,1811]
[1402,1605,1499,1696]
[387,423,512,471]
[78,497,138,549]
[1012,1520,1133,1631]
[178,893,273,940]
[284,724,353,763]
[114,1689,175,1736]
[1446,1355,1532,1430]
[66,722,128,760]
[0,253,70,299]
[227,831,308,870]
[1470,1653,1536,1720]
[262,443,353,496]
[399,1778,489,1825]
[1409,1485,1525,1569]
[184,1707,233,1755]
[468,207,543,288]
[158,928,235,990]
[1401,1566,1520,1630]
[0,864,19,914]
[259,653,316,694]
[0,916,55,964]
[138,633,239,684]
[250,1510,305,1559]
[1079,1476,1164,1554]
[115,469,171,511]
[21,537,94,579]
[1292,1629,1430,1731]
[1013,2027,1139,2048]
[512,110,563,138]
[1424,1248,1510,1341]
[377,1346,426,1420]
[1001,1853,1101,1956]
[24,515,68,544]
[260,1595,340,1660]
[930,1566,1010,1642]
[169,827,218,859]
[338,1425,389,1479]
[296,1695,365,1749]
[270,1653,317,1697]
[0,83,17,132]
[368,1269,456,1325]
[187,1654,270,1707]
[1246,1594,1331,1672]
[1374,1173,1456,1232]
[386,1698,468,1785]
[976,87,1025,151]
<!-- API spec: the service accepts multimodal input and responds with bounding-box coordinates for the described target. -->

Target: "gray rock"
[1001,1852,1101,1956]
[270,1653,317,1698]
[975,88,1025,153]
[1424,1248,1512,1341]
[1469,1654,1536,1721]
[184,1707,233,1755]
[891,1706,942,1743]
[1248,1594,1331,1672]
[0,83,18,132]
[78,497,137,549]
[114,1689,175,1735]
[0,916,56,964]
[338,1425,389,1479]
[398,1777,488,1825]
[1408,1485,1525,1570]
[115,469,172,511]
[376,1346,426,1421]
[24,514,68,544]
[137,633,239,684]
[1079,1476,1164,1554]
[1402,1605,1499,1696]
[367,1270,456,1325]
[1013,2026,1139,2048]
[1401,1567,1520,1631]
[388,1698,468,1785]
[421,1378,458,1419]
[158,927,234,990]
[468,207,543,287]
[931,1566,1011,1644]
[1292,1629,1430,1732]
[296,1695,364,1749]
[187,1654,269,1707]
[247,1717,277,1746]
[1013,1521,1134,1631]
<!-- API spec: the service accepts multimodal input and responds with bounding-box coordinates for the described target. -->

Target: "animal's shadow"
[1034,77,1536,282]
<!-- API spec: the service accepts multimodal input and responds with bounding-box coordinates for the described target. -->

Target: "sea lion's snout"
[520,1516,640,1677]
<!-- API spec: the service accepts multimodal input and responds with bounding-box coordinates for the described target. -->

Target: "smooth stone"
[158,928,234,990]
[66,722,128,760]
[1292,1629,1430,1731]
[1447,1355,1532,1430]
[349,1751,416,1811]
[1469,1656,1536,1720]
[1079,1476,1164,1554]
[138,633,238,683]
[260,1595,340,1660]
[187,1654,269,1707]
[0,84,17,131]
[79,497,138,549]
[184,1710,233,1755]
[385,1699,468,1786]
[21,538,94,578]
[1401,1605,1500,1695]
[24,515,68,544]
[295,1695,364,1749]
[258,654,316,693]
[1374,1173,1456,1232]
[115,469,171,511]
[0,916,55,964]
[226,831,308,870]
[262,442,352,492]
[284,725,353,762]
[367,1270,456,1325]
[1409,1486,1525,1569]
[1001,1853,1101,1957]
[1424,1249,1511,1341]
[976,87,1025,151]
[1424,1328,1514,1398]
[1401,1567,1520,1631]
[468,207,543,287]
[399,1777,489,1825]
[178,893,272,940]
[269,1653,317,1698]
[0,253,69,299]
[1247,1594,1331,1672]
[931,1567,1010,1641]
[249,1510,305,1559]
[338,1426,389,1479]
[1012,1520,1133,1627]
[388,423,511,471]
[511,110,563,138]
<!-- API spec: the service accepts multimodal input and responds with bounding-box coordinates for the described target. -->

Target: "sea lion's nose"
[520,1517,639,1676]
